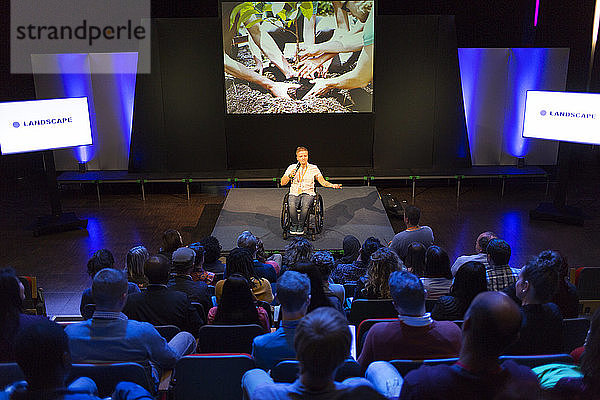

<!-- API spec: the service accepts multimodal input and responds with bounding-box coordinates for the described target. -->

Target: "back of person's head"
[520,257,559,303]
[144,255,171,285]
[237,231,258,256]
[86,249,115,278]
[0,268,24,341]
[463,291,522,357]
[360,236,383,264]
[126,245,150,284]
[486,239,511,266]
[404,242,427,276]
[200,236,221,263]
[581,308,600,385]
[254,237,267,264]
[311,251,335,281]
[294,307,350,379]
[15,320,70,388]
[92,268,128,310]
[365,247,400,299]
[276,271,311,313]
[404,205,421,226]
[294,262,331,312]
[340,235,361,263]
[424,245,452,279]
[214,274,259,325]
[389,270,425,316]
[161,229,183,254]
[476,231,497,253]
[536,249,568,279]
[172,247,196,274]
[226,247,256,283]
[283,237,314,268]
[451,261,487,305]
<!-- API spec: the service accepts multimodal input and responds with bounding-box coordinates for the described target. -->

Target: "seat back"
[348,299,397,326]
[83,303,96,319]
[576,267,600,299]
[356,318,396,356]
[68,362,154,397]
[0,363,25,389]
[154,325,181,341]
[343,282,358,299]
[425,299,437,312]
[197,324,264,354]
[270,359,361,384]
[499,354,574,368]
[580,299,600,317]
[562,318,590,353]
[390,358,459,376]
[173,354,255,400]
[190,302,207,322]
[18,276,46,316]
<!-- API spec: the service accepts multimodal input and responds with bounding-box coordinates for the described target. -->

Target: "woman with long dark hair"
[431,261,487,321]
[294,262,343,313]
[215,248,273,303]
[281,237,314,273]
[208,274,270,333]
[0,268,45,362]
[404,242,427,277]
[421,246,453,300]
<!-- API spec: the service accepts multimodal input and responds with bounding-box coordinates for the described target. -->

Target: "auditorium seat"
[68,362,154,397]
[348,299,397,326]
[356,318,396,355]
[576,267,600,299]
[343,282,358,299]
[270,359,361,383]
[579,299,600,317]
[196,324,263,354]
[18,276,46,316]
[0,363,25,389]
[390,358,459,376]
[154,325,181,341]
[562,318,590,353]
[499,354,574,368]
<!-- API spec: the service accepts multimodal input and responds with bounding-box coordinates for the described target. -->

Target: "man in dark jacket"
[168,247,212,318]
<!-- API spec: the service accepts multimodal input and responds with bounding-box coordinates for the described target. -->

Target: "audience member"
[208,274,270,333]
[331,236,383,284]
[311,250,345,304]
[485,239,517,291]
[9,319,153,400]
[123,256,203,335]
[505,257,563,355]
[80,249,140,319]
[404,242,426,277]
[199,235,225,273]
[66,269,196,382]
[540,250,579,319]
[215,248,273,303]
[167,247,212,316]
[281,237,314,273]
[356,247,401,299]
[358,271,461,371]
[294,262,343,313]
[252,271,311,370]
[158,229,183,263]
[243,307,384,399]
[390,205,434,260]
[256,236,282,275]
[421,246,453,300]
[450,231,496,276]
[336,235,361,266]
[237,231,278,282]
[0,268,45,363]
[431,261,487,321]
[398,292,539,399]
[187,243,216,285]
[125,245,150,289]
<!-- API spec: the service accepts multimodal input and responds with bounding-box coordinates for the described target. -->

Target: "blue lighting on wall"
[108,53,138,163]
[457,49,484,158]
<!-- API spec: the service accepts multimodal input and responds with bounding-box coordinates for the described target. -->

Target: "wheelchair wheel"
[281,193,290,238]
[314,194,324,234]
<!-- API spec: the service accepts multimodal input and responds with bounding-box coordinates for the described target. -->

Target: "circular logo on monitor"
[12,122,20,128]
[540,110,547,116]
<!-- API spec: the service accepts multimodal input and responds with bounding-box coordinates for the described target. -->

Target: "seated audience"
[551,308,600,399]
[9,319,153,400]
[398,292,539,399]
[80,249,140,319]
[358,271,462,371]
[431,261,487,321]
[505,256,563,355]
[256,237,282,275]
[123,256,203,335]
[331,236,383,284]
[158,229,183,264]
[125,245,150,289]
[216,248,273,303]
[421,245,453,300]
[243,307,384,399]
[66,269,196,381]
[450,231,496,276]
[281,237,313,273]
[404,242,426,277]
[208,274,270,333]
[294,262,343,313]
[335,235,361,267]
[252,271,310,370]
[311,251,345,304]
[485,238,517,291]
[0,268,45,363]
[199,235,225,273]
[167,247,212,316]
[390,205,434,260]
[356,247,401,299]
[237,231,278,282]
[187,243,216,285]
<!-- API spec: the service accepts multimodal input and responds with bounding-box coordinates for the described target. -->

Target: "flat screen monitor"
[522,90,600,145]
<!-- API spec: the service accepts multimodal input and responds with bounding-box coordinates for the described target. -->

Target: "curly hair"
[200,236,222,263]
[283,237,313,270]
[521,257,559,304]
[365,247,400,298]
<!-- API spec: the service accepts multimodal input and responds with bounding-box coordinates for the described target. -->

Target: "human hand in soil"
[269,81,301,99]
[305,78,333,98]
[298,54,335,79]
[298,44,325,60]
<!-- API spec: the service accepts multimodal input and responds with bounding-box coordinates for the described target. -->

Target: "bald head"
[463,292,521,357]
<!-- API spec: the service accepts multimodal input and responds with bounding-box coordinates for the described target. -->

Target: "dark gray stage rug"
[211,187,396,251]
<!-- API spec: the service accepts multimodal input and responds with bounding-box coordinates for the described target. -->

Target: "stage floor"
[211,187,396,251]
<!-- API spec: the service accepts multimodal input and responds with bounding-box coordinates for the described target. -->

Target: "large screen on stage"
[0,97,92,155]
[222,1,374,114]
[523,90,600,145]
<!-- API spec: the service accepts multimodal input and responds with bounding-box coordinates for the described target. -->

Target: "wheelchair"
[281,192,324,241]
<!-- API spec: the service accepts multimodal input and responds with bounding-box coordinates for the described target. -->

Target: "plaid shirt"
[486,264,517,291]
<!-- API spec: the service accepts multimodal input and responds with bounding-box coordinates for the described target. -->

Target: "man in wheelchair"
[281,146,342,236]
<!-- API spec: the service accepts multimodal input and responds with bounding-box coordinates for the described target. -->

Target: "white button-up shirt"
[284,163,322,196]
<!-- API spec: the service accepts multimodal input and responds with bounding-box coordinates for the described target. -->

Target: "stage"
[211,187,396,251]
